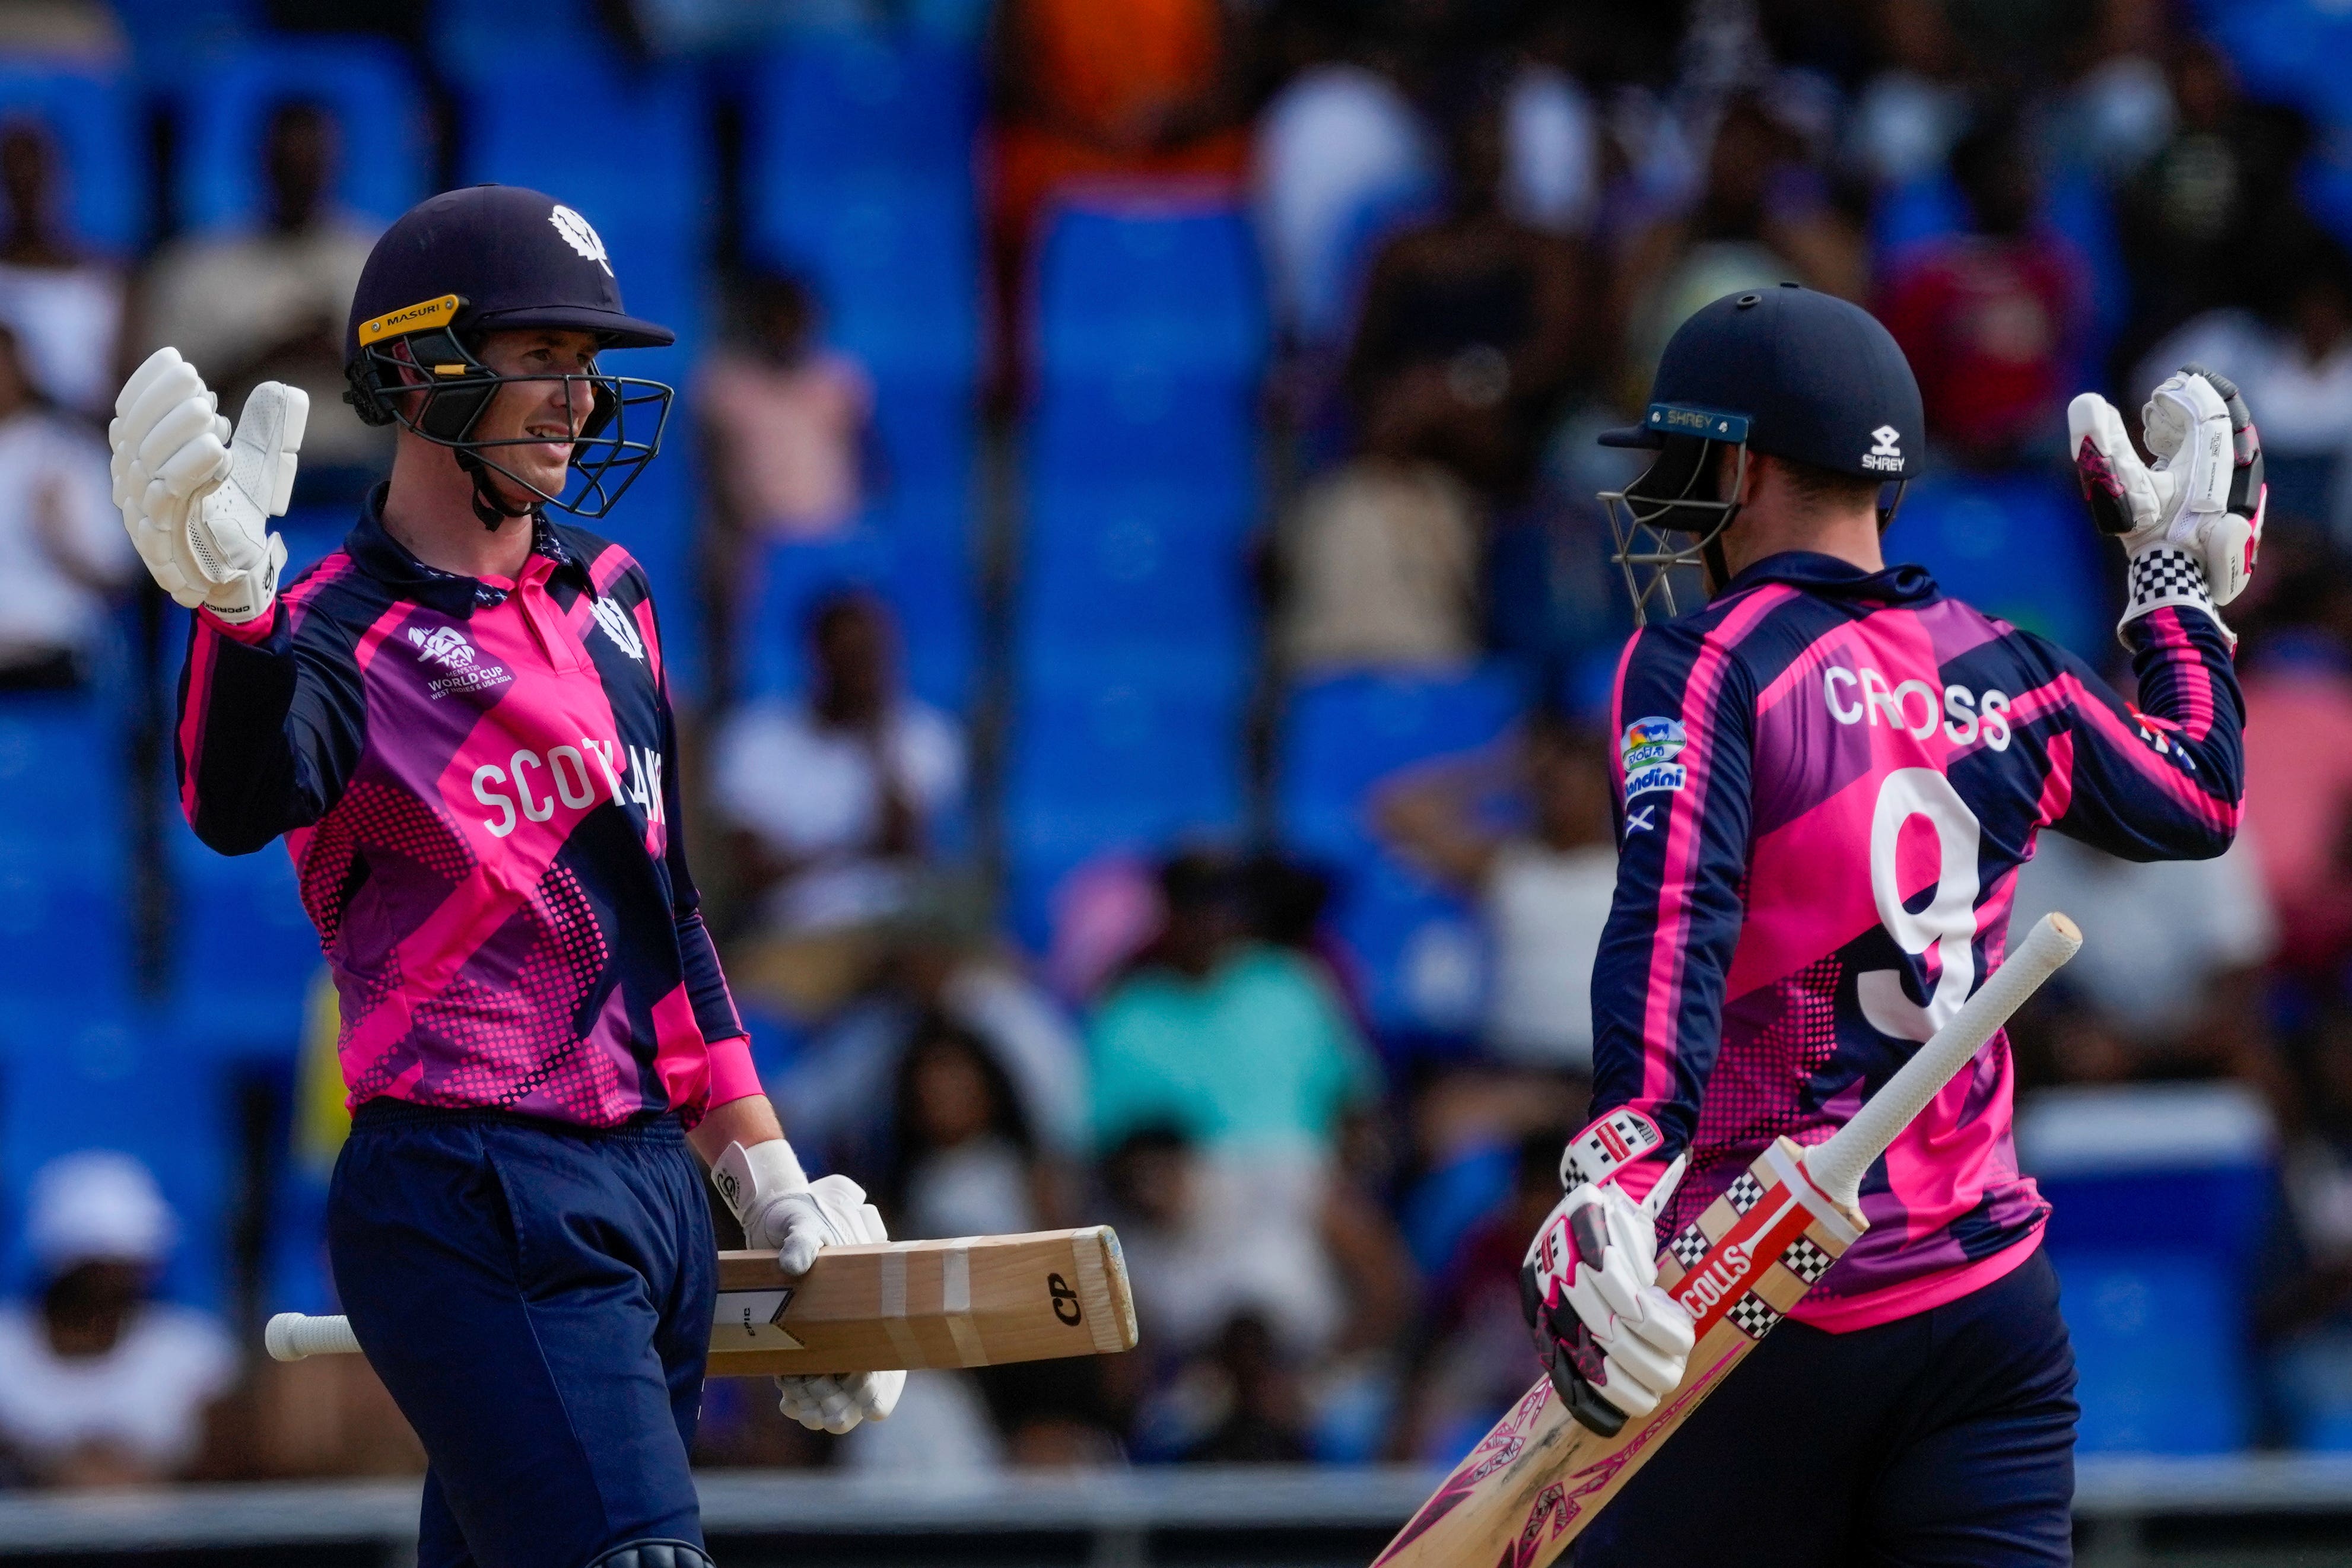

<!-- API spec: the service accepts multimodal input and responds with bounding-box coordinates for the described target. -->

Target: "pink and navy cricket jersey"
[1595,550,2243,1330]
[176,492,754,1128]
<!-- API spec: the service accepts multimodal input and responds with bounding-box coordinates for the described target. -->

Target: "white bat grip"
[264,1311,360,1362]
[1805,912,2082,1210]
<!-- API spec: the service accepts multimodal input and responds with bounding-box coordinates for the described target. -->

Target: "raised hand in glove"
[2070,365,2264,640]
[710,1140,905,1436]
[109,347,307,626]
[1521,1111,1693,1435]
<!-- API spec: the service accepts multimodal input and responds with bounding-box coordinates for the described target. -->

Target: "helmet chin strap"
[454,449,539,531]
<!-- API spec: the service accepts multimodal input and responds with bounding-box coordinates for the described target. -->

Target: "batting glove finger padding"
[774,1367,905,1435]
[2071,365,2264,644]
[109,349,303,625]
[1521,1146,1695,1429]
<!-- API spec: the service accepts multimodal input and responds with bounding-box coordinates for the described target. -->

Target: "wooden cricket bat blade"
[265,1226,1140,1376]
[1371,914,2082,1568]
[705,1225,1139,1375]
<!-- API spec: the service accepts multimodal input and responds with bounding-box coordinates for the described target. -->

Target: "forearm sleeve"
[2037,603,2245,861]
[1588,625,1757,1187]
[176,605,358,854]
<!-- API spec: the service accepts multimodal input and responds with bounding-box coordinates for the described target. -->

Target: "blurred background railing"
[2,0,2352,1550]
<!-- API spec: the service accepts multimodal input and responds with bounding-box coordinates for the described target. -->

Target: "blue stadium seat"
[743,39,982,381]
[1896,469,2108,660]
[167,819,320,1064]
[0,1011,230,1309]
[2021,1083,2270,1453]
[1003,669,1249,947]
[1277,667,1527,1044]
[736,526,975,713]
[173,37,429,233]
[1035,200,1269,384]
[431,0,614,78]
[453,54,709,353]
[1015,501,1255,668]
[870,375,977,524]
[2058,1249,2252,1453]
[0,61,144,253]
[1028,377,1260,506]
[0,693,131,1014]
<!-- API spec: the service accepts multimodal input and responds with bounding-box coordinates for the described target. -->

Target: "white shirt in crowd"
[0,1303,236,1473]
[0,261,124,418]
[710,695,965,933]
[1253,62,1438,344]
[1484,840,1616,1072]
[2007,829,2278,1040]
[0,409,132,661]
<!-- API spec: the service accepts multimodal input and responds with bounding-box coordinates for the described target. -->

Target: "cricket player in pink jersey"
[1512,285,2263,1565]
[106,186,908,1568]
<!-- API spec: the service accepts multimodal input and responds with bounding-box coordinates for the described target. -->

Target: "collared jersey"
[176,492,749,1128]
[1596,552,2244,1330]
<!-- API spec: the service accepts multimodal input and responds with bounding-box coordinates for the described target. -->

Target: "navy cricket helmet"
[344,184,675,528]
[1597,283,1924,623]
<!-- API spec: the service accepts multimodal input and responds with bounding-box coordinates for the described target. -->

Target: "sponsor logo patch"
[1624,762,1687,799]
[1619,715,1687,771]
[408,624,513,699]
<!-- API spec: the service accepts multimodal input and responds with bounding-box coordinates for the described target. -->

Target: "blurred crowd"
[8,0,2352,1489]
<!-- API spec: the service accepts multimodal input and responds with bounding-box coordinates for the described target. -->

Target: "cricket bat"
[265,1225,1139,1376]
[1374,912,2082,1568]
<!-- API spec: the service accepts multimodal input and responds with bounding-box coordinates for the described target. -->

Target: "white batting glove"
[2070,365,2264,641]
[1521,1112,1693,1432]
[710,1142,905,1436]
[110,347,305,626]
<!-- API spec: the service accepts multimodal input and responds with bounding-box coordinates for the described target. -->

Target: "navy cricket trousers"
[1574,1246,2080,1568]
[328,1103,717,1568]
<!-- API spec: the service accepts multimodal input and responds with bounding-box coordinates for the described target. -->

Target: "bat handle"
[265,1311,360,1362]
[1805,913,2082,1211]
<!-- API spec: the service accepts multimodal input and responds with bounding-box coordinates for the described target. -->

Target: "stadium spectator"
[129,100,381,501]
[1253,8,1435,350]
[1500,11,1599,239]
[1392,1128,1565,1462]
[2237,551,2352,978]
[1088,851,1377,1163]
[697,272,875,548]
[1880,112,2087,467]
[2116,39,2315,358]
[882,1016,1057,1240]
[1844,0,1970,187]
[1616,91,1865,399]
[711,591,967,1013]
[1345,94,1593,495]
[0,1153,235,1488]
[989,0,1251,388]
[0,320,132,688]
[1273,421,1483,673]
[0,120,122,418]
[2137,229,2352,536]
[2008,830,2277,1079]
[1374,713,1617,1073]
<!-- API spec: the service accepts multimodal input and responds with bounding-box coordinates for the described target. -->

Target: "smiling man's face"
[471,328,603,501]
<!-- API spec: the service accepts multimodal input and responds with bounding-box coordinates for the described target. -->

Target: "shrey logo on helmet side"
[1863,426,1905,473]
[549,204,613,277]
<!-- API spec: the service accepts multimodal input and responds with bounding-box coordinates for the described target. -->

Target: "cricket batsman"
[1518,285,2258,1565]
[108,185,902,1568]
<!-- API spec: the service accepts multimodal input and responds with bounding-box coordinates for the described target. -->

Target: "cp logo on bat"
[1048,1273,1082,1325]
